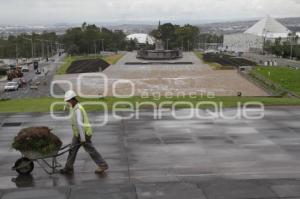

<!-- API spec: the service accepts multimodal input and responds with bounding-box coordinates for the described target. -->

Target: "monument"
[137,22,182,60]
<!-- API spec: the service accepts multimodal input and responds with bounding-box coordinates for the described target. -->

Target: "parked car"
[35,70,41,75]
[12,78,22,87]
[9,64,16,70]
[21,65,29,72]
[204,49,219,54]
[4,82,19,92]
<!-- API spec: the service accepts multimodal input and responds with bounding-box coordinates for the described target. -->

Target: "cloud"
[0,0,299,24]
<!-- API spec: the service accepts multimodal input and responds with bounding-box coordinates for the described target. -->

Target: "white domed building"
[126,33,155,45]
[223,16,292,53]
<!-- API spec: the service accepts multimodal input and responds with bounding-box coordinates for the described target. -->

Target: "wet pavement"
[1,107,300,198]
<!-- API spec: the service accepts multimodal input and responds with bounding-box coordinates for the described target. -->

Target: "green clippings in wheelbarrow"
[12,126,63,156]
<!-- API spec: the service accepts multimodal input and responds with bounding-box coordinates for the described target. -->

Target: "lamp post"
[22,37,34,59]
[262,28,272,55]
[101,39,105,54]
[181,40,184,51]
[36,39,47,58]
[289,34,295,60]
[93,40,97,55]
[166,39,170,50]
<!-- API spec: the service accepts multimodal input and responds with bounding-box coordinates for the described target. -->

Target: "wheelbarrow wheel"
[14,158,34,175]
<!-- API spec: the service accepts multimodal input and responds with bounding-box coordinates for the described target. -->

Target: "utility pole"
[101,39,104,53]
[15,44,18,60]
[204,35,207,50]
[291,43,293,60]
[187,40,190,52]
[94,40,97,55]
[290,34,294,60]
[47,44,50,58]
[42,41,45,58]
[166,39,170,50]
[50,42,53,57]
[31,38,34,59]
[22,37,34,60]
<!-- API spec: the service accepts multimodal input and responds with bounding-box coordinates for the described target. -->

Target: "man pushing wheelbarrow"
[60,90,109,175]
[12,90,108,175]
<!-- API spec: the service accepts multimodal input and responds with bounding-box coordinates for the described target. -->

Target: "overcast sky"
[0,0,300,25]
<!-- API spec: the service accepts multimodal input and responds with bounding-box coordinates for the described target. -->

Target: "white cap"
[64,90,77,102]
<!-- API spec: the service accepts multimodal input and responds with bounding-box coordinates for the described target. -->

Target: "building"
[223,16,291,53]
[126,33,155,45]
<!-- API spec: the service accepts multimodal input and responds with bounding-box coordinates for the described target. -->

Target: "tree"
[0,32,59,59]
[62,23,128,55]
[67,44,79,55]
[150,23,200,51]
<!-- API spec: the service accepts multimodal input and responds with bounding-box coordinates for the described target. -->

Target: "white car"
[21,65,29,72]
[204,49,219,54]
[4,82,19,92]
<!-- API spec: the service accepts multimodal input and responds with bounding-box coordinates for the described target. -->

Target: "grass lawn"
[254,66,300,95]
[56,54,124,75]
[1,96,300,113]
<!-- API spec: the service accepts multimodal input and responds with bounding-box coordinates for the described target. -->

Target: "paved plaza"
[54,52,268,97]
[1,107,300,198]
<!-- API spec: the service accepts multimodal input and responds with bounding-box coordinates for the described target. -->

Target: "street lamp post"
[22,37,34,60]
[93,40,97,55]
[289,34,295,60]
[101,39,105,54]
[262,29,270,55]
[15,44,18,60]
[166,39,170,50]
[36,39,46,58]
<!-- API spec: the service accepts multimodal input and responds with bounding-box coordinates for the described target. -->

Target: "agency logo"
[50,73,265,126]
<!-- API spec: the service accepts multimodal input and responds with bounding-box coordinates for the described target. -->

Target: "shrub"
[12,127,62,155]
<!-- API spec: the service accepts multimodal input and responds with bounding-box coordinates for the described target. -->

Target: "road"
[243,52,300,68]
[0,54,65,99]
[0,107,300,198]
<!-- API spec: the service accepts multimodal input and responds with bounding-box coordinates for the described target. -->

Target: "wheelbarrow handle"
[59,144,72,151]
[54,143,82,157]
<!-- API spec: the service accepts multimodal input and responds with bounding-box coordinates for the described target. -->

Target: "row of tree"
[149,23,223,51]
[0,32,59,59]
[0,22,224,58]
[0,23,131,58]
[265,35,300,60]
[63,22,128,55]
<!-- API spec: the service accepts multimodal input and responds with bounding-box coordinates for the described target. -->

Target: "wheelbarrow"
[12,144,80,175]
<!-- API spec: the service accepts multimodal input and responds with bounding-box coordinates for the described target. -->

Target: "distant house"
[223,16,291,53]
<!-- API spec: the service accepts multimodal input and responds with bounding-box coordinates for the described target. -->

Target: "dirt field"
[54,52,268,97]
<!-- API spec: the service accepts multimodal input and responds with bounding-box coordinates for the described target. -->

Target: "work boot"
[95,164,109,174]
[59,168,74,175]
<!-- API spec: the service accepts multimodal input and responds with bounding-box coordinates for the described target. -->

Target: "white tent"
[245,16,291,38]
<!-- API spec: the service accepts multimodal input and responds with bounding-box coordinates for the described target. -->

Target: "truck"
[7,68,23,81]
